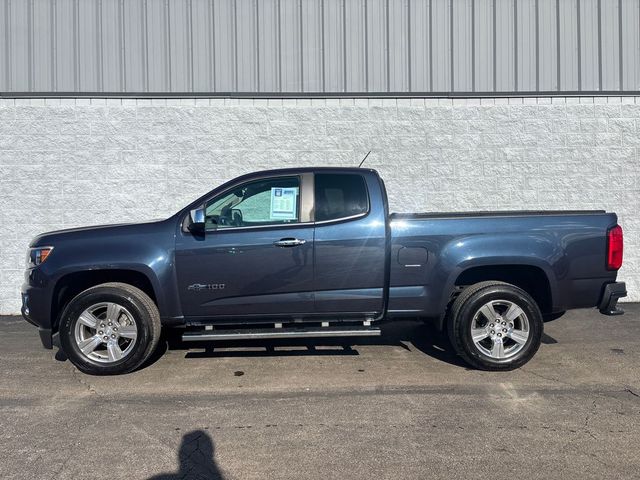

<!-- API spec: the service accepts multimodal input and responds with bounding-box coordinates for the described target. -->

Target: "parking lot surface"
[1,306,639,480]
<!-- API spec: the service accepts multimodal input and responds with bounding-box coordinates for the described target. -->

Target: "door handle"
[274,238,306,247]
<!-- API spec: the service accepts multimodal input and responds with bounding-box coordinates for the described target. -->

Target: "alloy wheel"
[73,302,138,363]
[470,299,530,360]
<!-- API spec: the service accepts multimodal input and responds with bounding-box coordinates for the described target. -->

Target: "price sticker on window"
[270,187,298,220]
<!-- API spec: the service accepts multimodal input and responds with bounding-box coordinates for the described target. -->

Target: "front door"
[176,175,315,319]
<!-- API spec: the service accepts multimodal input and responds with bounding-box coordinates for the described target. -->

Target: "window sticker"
[270,187,298,220]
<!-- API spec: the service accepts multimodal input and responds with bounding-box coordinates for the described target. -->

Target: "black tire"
[59,282,161,375]
[447,281,543,371]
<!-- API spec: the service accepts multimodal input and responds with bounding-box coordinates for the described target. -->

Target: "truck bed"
[387,209,619,318]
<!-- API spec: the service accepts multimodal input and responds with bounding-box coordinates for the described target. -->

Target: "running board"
[182,326,381,342]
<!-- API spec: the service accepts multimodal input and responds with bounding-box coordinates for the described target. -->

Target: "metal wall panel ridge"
[1,0,638,94]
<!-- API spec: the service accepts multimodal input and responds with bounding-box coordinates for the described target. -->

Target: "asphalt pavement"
[1,305,639,480]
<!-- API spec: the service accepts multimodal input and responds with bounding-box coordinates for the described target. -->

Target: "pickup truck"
[21,167,626,375]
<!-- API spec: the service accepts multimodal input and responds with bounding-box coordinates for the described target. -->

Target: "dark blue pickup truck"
[22,168,626,374]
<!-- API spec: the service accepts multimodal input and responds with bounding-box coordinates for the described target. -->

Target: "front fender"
[39,226,179,323]
[51,262,167,314]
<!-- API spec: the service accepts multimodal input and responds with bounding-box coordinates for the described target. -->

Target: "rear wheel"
[59,282,161,375]
[447,281,543,370]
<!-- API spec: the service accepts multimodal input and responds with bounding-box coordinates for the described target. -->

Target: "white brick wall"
[0,96,638,314]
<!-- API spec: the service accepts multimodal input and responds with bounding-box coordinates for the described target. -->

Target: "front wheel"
[447,281,543,371]
[59,282,161,375]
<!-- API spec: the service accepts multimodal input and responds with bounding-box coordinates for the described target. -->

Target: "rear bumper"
[599,282,627,316]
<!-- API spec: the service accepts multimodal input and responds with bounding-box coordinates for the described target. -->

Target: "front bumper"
[21,279,54,349]
[599,282,627,316]
[21,302,53,349]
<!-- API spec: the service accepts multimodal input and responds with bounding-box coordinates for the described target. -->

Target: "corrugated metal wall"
[1,0,639,95]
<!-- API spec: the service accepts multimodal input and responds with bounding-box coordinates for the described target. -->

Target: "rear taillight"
[607,225,623,270]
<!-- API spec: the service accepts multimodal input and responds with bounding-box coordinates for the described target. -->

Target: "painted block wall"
[0,96,637,314]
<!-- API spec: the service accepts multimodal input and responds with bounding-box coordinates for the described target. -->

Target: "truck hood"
[29,219,167,247]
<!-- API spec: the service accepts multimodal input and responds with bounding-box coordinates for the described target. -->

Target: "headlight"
[27,247,54,268]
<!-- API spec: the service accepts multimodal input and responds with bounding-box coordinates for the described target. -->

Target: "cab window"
[205,176,300,229]
[314,173,369,222]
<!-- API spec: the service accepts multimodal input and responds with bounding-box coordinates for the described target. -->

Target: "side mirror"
[188,208,205,233]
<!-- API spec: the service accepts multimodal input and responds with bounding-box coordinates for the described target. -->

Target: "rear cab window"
[314,173,369,222]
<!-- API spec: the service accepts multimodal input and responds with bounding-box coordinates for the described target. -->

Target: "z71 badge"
[187,283,226,292]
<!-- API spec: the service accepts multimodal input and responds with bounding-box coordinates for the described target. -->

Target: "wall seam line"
[514,0,518,92]
[51,0,57,92]
[407,0,411,92]
[450,0,454,92]
[471,0,476,93]
[556,0,561,90]
[299,0,303,92]
[597,0,602,91]
[617,0,622,90]
[577,0,582,91]
[492,0,496,92]
[429,0,432,91]
[535,0,539,92]
[255,0,260,92]
[27,0,32,92]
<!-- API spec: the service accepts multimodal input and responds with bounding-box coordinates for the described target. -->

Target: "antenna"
[358,150,372,168]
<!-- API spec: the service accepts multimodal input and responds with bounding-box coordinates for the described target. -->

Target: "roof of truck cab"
[245,167,379,176]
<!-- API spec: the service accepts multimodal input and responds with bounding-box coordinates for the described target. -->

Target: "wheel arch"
[438,262,555,330]
[51,268,160,332]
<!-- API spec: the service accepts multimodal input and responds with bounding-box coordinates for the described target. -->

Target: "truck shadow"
[148,320,472,369]
[54,321,559,370]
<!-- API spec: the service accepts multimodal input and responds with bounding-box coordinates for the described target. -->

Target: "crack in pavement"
[520,367,577,388]
[583,399,598,440]
[624,387,639,398]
